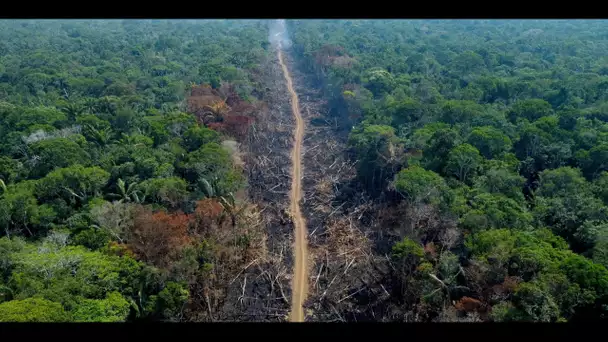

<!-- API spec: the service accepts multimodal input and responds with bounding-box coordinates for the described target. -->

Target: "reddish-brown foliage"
[187,85,224,114]
[229,101,255,116]
[423,242,437,259]
[491,276,521,299]
[128,207,193,268]
[187,82,256,142]
[222,115,254,140]
[207,122,225,131]
[218,82,241,107]
[190,199,226,238]
[195,199,224,219]
[455,297,484,313]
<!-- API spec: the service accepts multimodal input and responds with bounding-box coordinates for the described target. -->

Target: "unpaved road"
[277,48,308,322]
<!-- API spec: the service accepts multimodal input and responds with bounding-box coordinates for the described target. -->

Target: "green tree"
[473,166,526,202]
[462,192,533,231]
[0,181,56,237]
[28,137,90,179]
[510,282,560,322]
[145,282,189,321]
[182,126,220,152]
[36,165,110,206]
[363,68,395,97]
[534,167,608,251]
[0,156,22,184]
[139,177,189,209]
[393,165,446,205]
[421,126,461,172]
[467,126,512,159]
[445,144,483,184]
[440,100,485,125]
[4,238,142,310]
[72,292,131,322]
[349,124,403,194]
[0,298,70,322]
[509,99,554,123]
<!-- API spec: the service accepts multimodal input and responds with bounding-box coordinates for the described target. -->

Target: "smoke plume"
[268,19,292,50]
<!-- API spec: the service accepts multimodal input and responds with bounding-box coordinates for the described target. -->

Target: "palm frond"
[199,178,215,198]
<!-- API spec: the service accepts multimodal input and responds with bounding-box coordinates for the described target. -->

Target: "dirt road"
[277,48,308,322]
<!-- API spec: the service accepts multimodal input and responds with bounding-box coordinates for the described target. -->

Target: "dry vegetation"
[177,51,304,321]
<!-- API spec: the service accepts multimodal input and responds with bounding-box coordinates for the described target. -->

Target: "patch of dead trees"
[94,196,269,321]
[187,83,256,142]
[314,45,357,72]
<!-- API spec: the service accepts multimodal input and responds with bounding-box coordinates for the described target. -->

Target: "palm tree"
[197,178,244,227]
[85,124,114,147]
[83,98,98,113]
[198,178,215,198]
[218,192,246,228]
[108,178,145,203]
[62,102,85,121]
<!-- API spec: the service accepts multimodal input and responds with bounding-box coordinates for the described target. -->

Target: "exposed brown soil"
[278,48,309,322]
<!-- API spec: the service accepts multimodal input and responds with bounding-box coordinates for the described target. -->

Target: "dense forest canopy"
[2,19,608,322]
[288,19,608,321]
[0,19,270,322]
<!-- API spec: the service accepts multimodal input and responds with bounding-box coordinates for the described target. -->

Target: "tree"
[440,100,484,125]
[467,126,512,159]
[349,124,404,194]
[363,68,395,97]
[108,178,144,203]
[4,238,143,310]
[0,181,56,237]
[445,144,483,184]
[72,292,131,322]
[510,282,560,322]
[28,137,90,179]
[509,99,554,123]
[473,166,526,202]
[128,207,192,269]
[139,177,189,209]
[451,50,485,76]
[77,114,114,147]
[0,298,70,322]
[535,167,588,198]
[89,201,137,244]
[182,126,220,152]
[6,106,67,131]
[534,167,608,252]
[585,143,608,179]
[180,143,242,197]
[421,126,461,172]
[389,97,424,126]
[392,237,424,272]
[35,165,110,206]
[0,156,22,184]
[593,171,608,205]
[393,165,446,205]
[592,228,608,269]
[145,282,189,321]
[466,228,608,320]
[463,192,533,231]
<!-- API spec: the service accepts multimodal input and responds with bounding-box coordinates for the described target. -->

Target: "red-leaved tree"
[128,207,192,268]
